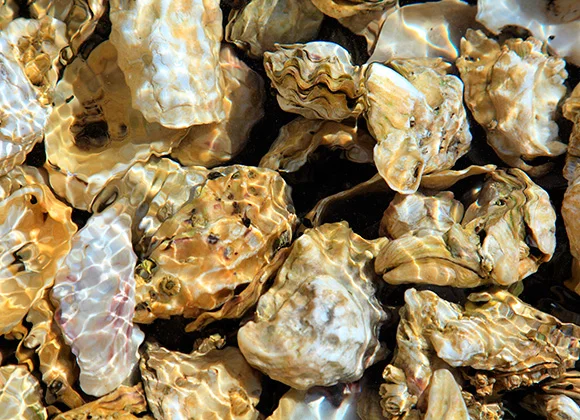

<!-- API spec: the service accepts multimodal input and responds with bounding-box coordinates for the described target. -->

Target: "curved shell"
[259,117,374,172]
[51,203,145,397]
[0,35,50,177]
[133,165,298,329]
[225,0,323,58]
[44,41,187,210]
[423,369,469,420]
[563,83,580,182]
[457,29,568,175]
[171,45,265,167]
[0,365,47,419]
[364,59,471,193]
[310,0,393,19]
[238,222,387,390]
[140,343,262,420]
[0,166,76,336]
[264,42,366,121]
[0,0,18,30]
[109,0,224,128]
[477,0,580,66]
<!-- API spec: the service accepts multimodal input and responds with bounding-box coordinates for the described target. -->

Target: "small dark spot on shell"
[208,171,223,180]
[242,216,251,228]
[208,234,219,244]
[29,195,37,205]
[232,202,241,214]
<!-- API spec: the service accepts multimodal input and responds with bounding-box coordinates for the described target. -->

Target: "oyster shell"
[238,222,387,390]
[563,83,580,183]
[133,165,298,331]
[0,35,50,177]
[423,369,469,420]
[0,166,76,336]
[53,384,151,420]
[364,59,471,193]
[376,168,556,287]
[456,29,568,175]
[0,0,17,30]
[171,45,265,167]
[522,393,580,420]
[44,41,187,210]
[51,203,145,397]
[259,117,374,172]
[264,42,366,121]
[542,371,580,400]
[225,0,323,58]
[370,0,477,63]
[0,365,47,419]
[109,0,224,128]
[140,342,262,420]
[310,0,394,19]
[477,0,580,66]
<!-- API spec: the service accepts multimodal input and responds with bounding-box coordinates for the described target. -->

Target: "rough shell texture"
[238,222,387,390]
[370,0,477,63]
[0,365,47,419]
[3,16,68,105]
[133,165,298,330]
[53,384,150,420]
[140,343,262,420]
[563,83,580,183]
[170,45,265,167]
[310,0,394,19]
[44,41,187,210]
[225,0,323,58]
[364,60,471,193]
[0,166,76,336]
[523,394,580,420]
[0,35,50,177]
[259,117,374,172]
[109,0,224,128]
[28,0,106,53]
[457,29,568,175]
[477,0,580,66]
[376,169,556,287]
[264,42,366,121]
[51,204,145,397]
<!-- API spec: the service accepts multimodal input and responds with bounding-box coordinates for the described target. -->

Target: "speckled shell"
[225,0,323,58]
[259,117,374,172]
[310,0,393,19]
[457,29,568,175]
[0,35,50,177]
[376,169,556,287]
[133,165,298,330]
[0,166,76,336]
[44,41,187,210]
[0,365,47,419]
[140,343,262,420]
[364,60,471,193]
[53,384,151,420]
[264,42,366,121]
[477,0,580,66]
[370,0,477,63]
[238,222,387,390]
[51,204,145,397]
[28,0,106,54]
[109,0,224,128]
[171,45,265,167]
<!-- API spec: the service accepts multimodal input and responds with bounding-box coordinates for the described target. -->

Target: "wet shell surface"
[0,365,47,419]
[238,222,387,389]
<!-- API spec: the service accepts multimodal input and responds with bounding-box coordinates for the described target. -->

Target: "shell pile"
[0,0,580,419]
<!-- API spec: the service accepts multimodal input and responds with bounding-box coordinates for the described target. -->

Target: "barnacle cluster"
[0,0,579,418]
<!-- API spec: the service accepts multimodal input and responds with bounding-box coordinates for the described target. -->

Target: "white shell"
[0,365,47,419]
[109,0,224,128]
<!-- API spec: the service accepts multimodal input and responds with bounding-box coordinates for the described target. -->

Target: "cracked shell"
[51,203,145,397]
[44,41,187,210]
[264,42,366,121]
[171,45,265,167]
[109,0,224,128]
[238,222,387,390]
[133,165,298,330]
[0,365,47,419]
[457,29,568,175]
[140,343,262,420]
[225,0,323,58]
[0,166,76,336]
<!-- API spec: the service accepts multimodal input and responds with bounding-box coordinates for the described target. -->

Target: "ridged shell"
[225,0,323,58]
[563,83,580,183]
[109,0,224,128]
[51,203,145,397]
[238,222,387,389]
[264,42,366,121]
[140,343,262,420]
[0,365,47,419]
[457,29,568,175]
[44,41,187,210]
[310,0,393,19]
